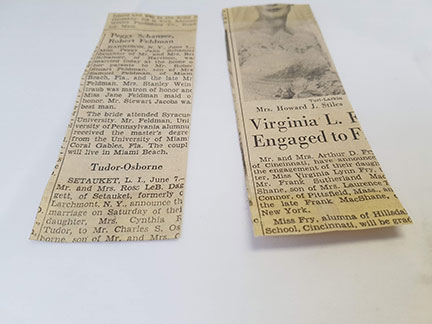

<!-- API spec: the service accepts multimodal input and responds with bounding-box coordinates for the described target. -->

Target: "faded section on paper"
[223,4,412,236]
[30,13,197,243]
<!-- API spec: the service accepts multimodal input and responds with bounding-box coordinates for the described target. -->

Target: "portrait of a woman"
[234,4,345,101]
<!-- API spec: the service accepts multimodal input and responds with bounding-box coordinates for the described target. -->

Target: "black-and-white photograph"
[233,4,345,101]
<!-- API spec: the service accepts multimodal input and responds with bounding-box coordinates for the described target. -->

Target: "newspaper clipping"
[223,4,412,236]
[30,13,197,243]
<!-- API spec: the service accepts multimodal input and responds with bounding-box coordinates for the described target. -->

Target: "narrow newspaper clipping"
[30,13,197,243]
[223,4,412,236]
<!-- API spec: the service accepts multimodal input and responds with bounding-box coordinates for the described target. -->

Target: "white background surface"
[1,0,431,323]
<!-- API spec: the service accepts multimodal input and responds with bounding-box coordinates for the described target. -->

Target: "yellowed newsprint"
[30,13,197,242]
[223,4,412,236]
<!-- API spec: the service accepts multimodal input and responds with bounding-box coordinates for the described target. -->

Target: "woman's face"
[257,4,291,20]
